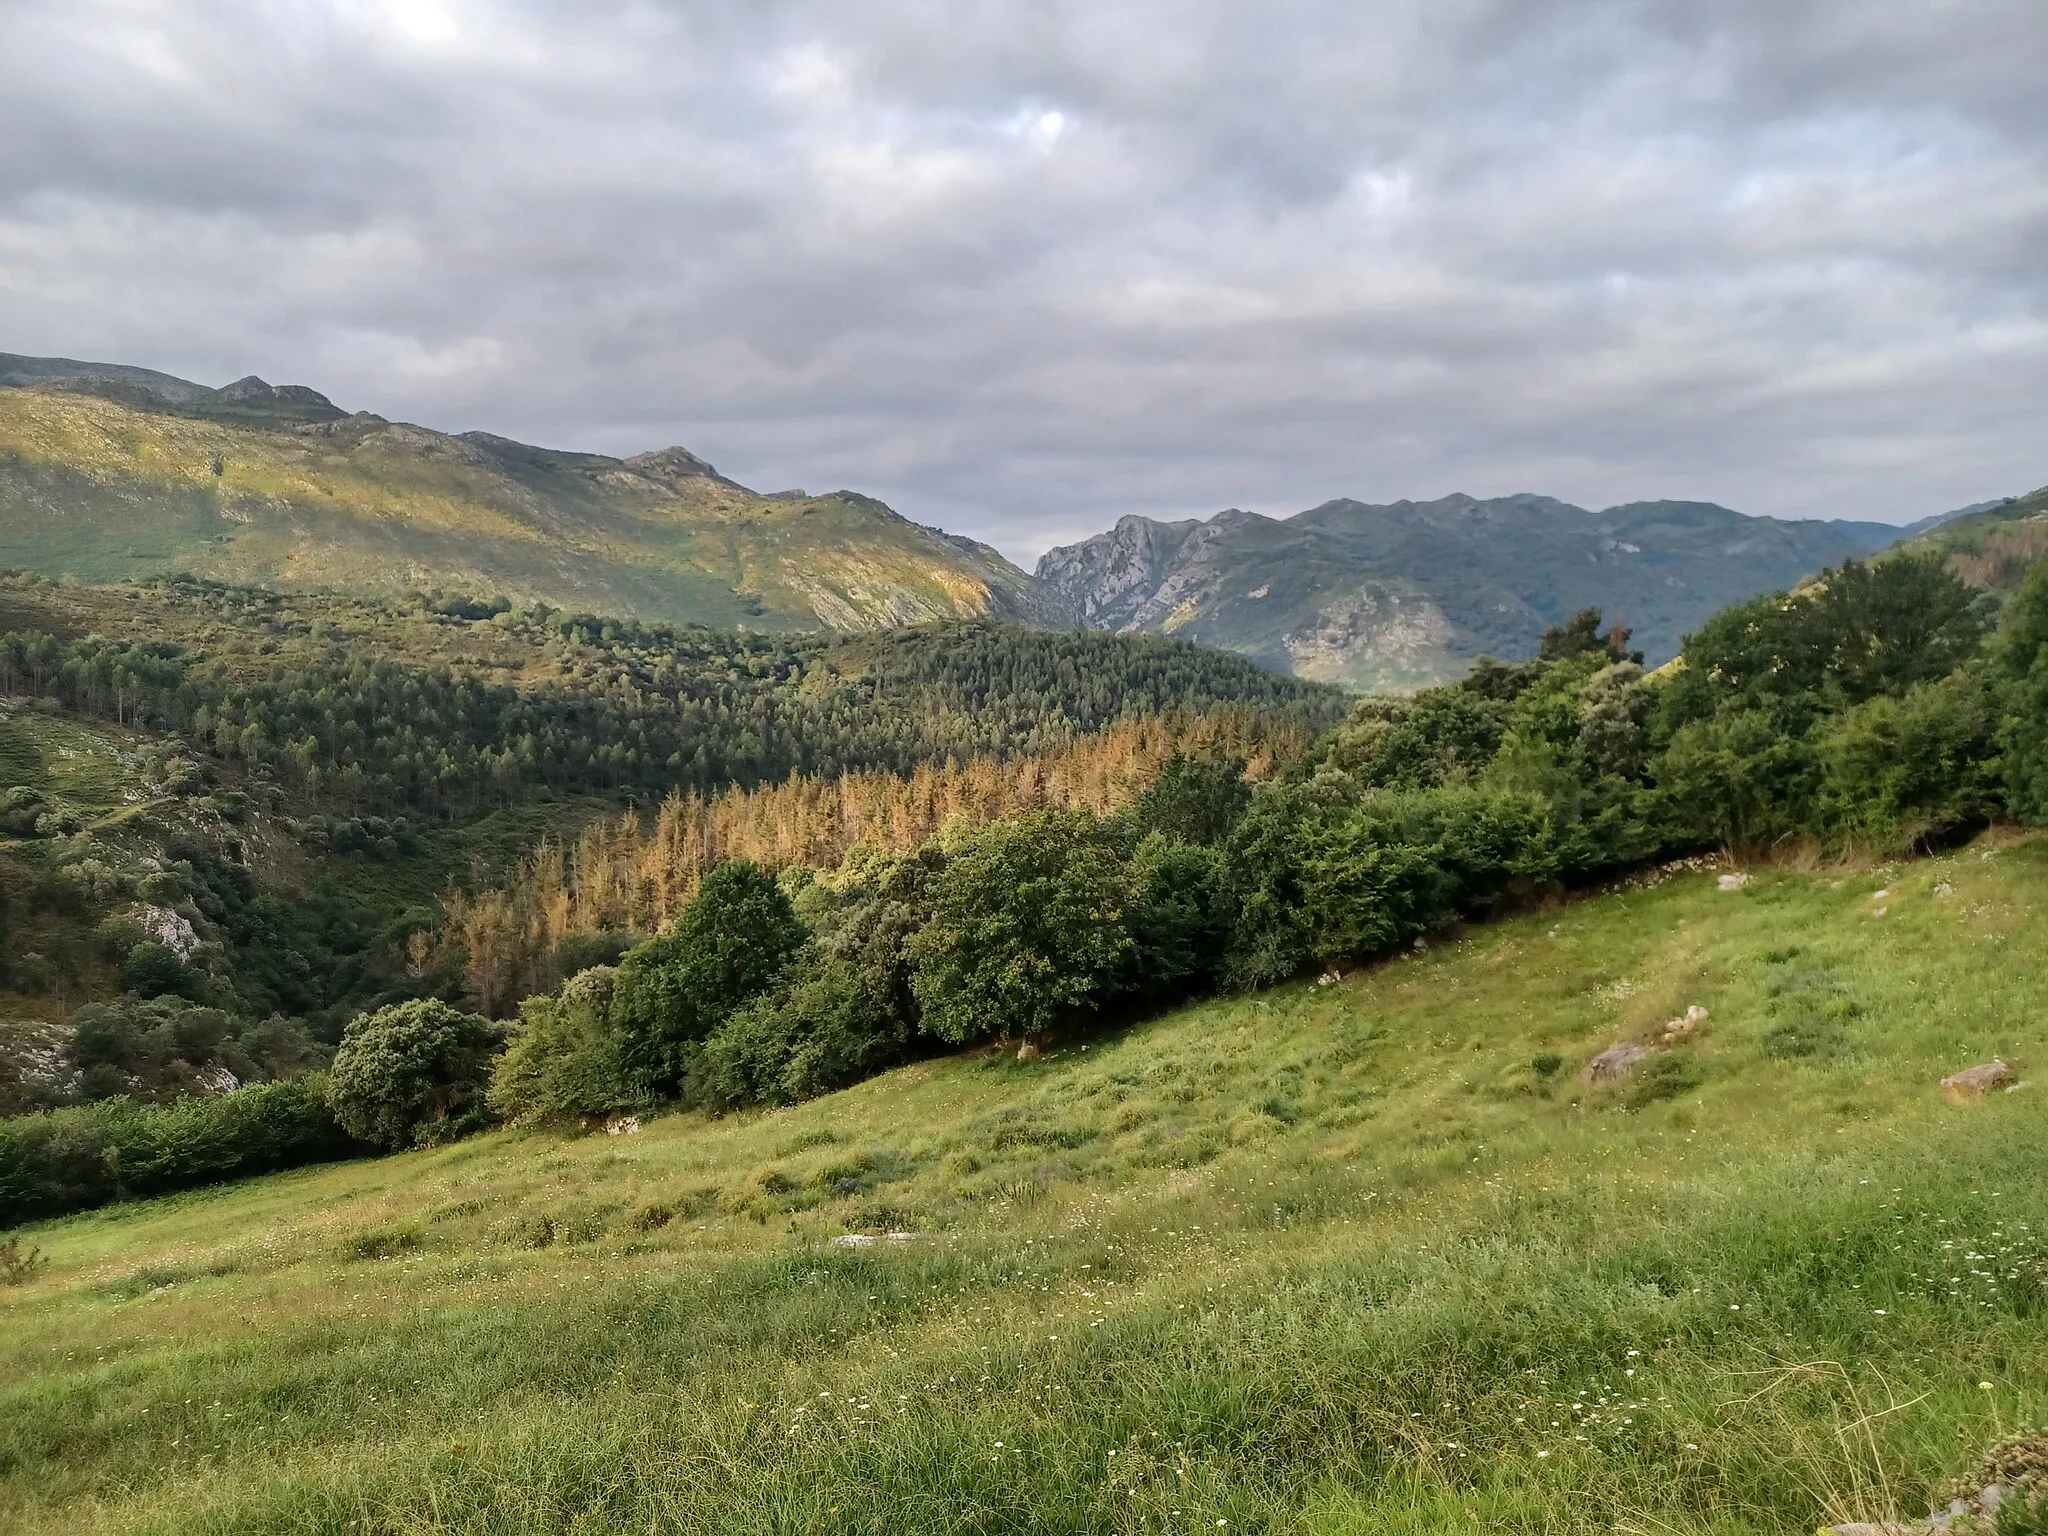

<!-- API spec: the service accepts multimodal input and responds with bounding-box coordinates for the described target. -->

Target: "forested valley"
[5,537,2048,1221]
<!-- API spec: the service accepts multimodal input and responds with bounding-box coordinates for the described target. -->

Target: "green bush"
[1995,558,2048,824]
[1129,751,1251,845]
[609,860,805,1097]
[486,968,633,1127]
[1127,835,1237,999]
[1815,665,2003,848]
[0,1076,361,1226]
[120,940,198,1001]
[907,813,1138,1044]
[698,955,910,1109]
[328,1000,504,1150]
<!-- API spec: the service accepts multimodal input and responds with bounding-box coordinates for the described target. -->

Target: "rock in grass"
[1663,1005,1710,1039]
[1718,872,1751,891]
[1582,1040,1658,1083]
[1941,1061,2017,1101]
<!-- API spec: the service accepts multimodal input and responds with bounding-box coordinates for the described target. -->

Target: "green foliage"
[1656,708,1821,850]
[1128,751,1251,845]
[1815,666,2004,847]
[0,1074,358,1226]
[609,861,806,1097]
[119,940,196,1001]
[908,813,1138,1044]
[698,955,910,1110]
[1995,559,2048,824]
[1126,835,1237,999]
[486,969,633,1127]
[1659,552,1986,732]
[66,996,320,1105]
[327,1000,503,1151]
[0,600,1343,824]
[1294,787,1554,964]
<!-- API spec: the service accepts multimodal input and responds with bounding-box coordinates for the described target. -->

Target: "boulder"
[1662,1005,1710,1039]
[1717,872,1750,891]
[1583,1040,1657,1083]
[1941,1062,2016,1102]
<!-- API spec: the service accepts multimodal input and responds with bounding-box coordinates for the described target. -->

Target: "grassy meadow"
[3,837,2046,1533]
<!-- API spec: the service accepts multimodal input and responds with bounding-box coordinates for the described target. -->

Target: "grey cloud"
[0,0,2042,561]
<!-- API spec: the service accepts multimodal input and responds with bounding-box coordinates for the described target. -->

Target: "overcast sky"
[2,1,2043,561]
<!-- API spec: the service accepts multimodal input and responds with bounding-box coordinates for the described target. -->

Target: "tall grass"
[2,837,2045,1532]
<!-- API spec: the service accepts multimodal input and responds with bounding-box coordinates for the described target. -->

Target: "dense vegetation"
[456,550,2042,1140]
[7,546,2048,1222]
[0,586,1341,820]
[0,578,1337,1153]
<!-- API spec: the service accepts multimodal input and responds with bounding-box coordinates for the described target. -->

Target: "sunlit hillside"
[4,838,2043,1533]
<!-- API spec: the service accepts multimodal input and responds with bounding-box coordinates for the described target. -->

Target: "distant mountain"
[1036,493,1918,690]
[0,353,1070,632]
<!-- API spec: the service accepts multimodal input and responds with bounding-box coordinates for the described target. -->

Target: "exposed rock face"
[1037,493,1910,689]
[134,903,201,959]
[1033,514,1207,629]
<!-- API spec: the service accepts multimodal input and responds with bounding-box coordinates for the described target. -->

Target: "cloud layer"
[3,0,2043,558]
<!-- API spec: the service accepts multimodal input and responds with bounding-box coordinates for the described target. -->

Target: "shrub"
[907,813,1138,1044]
[328,1000,503,1150]
[1127,835,1237,999]
[0,1234,46,1284]
[609,860,805,1097]
[1130,752,1251,845]
[487,969,633,1127]
[697,955,909,1110]
[120,940,197,1001]
[1995,557,2048,824]
[0,1076,361,1226]
[1815,665,2002,848]
[1656,708,1821,850]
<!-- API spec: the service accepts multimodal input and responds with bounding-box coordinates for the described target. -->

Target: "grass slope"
[0,387,1066,632]
[4,839,2046,1533]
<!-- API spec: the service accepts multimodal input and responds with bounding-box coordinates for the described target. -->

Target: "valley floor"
[4,838,2046,1533]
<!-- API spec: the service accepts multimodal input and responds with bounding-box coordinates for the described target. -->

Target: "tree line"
[0,603,1345,823]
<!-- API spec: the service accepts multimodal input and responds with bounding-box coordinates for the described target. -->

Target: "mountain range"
[1032,494,1980,691]
[3,351,2034,689]
[0,353,1063,632]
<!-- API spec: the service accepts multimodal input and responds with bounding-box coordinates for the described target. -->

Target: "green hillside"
[0,376,1068,632]
[0,577,1339,1080]
[1889,483,2048,593]
[2,838,2044,1533]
